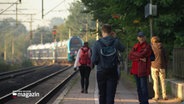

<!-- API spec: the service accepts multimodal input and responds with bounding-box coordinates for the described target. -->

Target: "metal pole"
[16,3,18,25]
[4,39,7,62]
[150,17,153,38]
[96,19,99,40]
[69,28,71,39]
[53,38,57,63]
[86,23,88,41]
[149,0,153,83]
[0,2,18,4]
[41,33,43,44]
[30,14,33,45]
[149,0,153,38]
[12,38,14,64]
[42,0,44,19]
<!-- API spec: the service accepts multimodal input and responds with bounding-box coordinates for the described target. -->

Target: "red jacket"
[129,41,152,77]
[74,46,92,68]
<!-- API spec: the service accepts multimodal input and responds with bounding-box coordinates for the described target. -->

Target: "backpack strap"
[100,48,117,56]
[99,39,117,56]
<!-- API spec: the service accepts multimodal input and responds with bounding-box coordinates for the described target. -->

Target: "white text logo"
[12,90,40,98]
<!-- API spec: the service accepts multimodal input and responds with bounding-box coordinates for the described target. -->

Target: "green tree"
[32,27,53,44]
[0,18,29,63]
[81,0,184,51]
[49,17,64,29]
[57,1,96,43]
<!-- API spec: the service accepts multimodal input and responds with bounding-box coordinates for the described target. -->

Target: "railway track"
[0,65,77,104]
[0,65,64,98]
[0,66,47,81]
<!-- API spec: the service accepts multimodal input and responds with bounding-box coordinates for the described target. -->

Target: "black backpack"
[99,39,118,70]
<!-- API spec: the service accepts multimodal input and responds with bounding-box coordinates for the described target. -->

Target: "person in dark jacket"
[91,24,125,104]
[129,32,152,104]
[151,36,168,100]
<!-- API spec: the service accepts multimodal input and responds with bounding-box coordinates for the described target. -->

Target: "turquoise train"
[27,36,83,65]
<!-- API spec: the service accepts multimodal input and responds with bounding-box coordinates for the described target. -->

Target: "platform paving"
[55,69,181,104]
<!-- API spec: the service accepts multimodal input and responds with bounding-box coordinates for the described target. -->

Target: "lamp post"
[149,0,153,38]
[145,0,157,38]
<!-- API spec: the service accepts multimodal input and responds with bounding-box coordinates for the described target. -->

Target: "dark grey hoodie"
[91,36,125,71]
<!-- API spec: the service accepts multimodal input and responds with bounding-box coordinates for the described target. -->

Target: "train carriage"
[27,36,83,65]
[67,36,83,62]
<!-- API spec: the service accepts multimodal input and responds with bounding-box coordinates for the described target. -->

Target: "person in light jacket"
[151,36,168,100]
[74,42,92,93]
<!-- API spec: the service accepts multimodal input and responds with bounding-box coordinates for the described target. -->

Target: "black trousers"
[97,69,118,104]
[79,65,91,91]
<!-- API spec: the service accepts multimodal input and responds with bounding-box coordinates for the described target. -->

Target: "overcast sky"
[0,0,77,30]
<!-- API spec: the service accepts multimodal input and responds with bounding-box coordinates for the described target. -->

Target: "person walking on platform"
[74,42,92,93]
[128,31,152,104]
[151,36,168,100]
[92,24,125,104]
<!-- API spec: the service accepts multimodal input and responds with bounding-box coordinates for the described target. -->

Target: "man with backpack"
[91,24,125,104]
[74,42,92,93]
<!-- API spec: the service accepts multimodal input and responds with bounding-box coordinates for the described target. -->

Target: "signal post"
[52,26,57,64]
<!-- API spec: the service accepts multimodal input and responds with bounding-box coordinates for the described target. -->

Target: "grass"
[0,59,32,73]
[120,68,174,99]
[120,69,136,89]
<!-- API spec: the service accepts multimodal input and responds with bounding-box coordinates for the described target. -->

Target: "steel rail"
[0,66,48,81]
[0,65,71,103]
[35,69,78,104]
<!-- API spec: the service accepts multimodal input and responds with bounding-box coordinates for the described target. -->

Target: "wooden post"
[96,19,99,40]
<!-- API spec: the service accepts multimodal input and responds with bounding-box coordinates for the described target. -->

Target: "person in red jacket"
[129,32,152,104]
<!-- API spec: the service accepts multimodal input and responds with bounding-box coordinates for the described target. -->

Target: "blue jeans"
[134,75,149,104]
[97,70,118,104]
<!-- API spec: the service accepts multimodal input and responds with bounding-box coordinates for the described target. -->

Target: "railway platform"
[53,69,181,104]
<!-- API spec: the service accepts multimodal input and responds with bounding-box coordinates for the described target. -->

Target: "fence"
[173,48,184,79]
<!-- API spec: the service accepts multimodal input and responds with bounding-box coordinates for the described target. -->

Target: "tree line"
[81,0,184,51]
[1,0,184,65]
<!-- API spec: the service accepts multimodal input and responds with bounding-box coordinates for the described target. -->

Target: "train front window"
[70,38,83,52]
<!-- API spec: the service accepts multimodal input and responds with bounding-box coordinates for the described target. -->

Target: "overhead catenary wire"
[0,0,74,30]
[0,0,19,15]
[43,0,66,17]
[0,3,15,15]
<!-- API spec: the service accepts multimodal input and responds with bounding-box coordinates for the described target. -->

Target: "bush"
[0,61,11,72]
[21,59,32,67]
[0,60,29,73]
